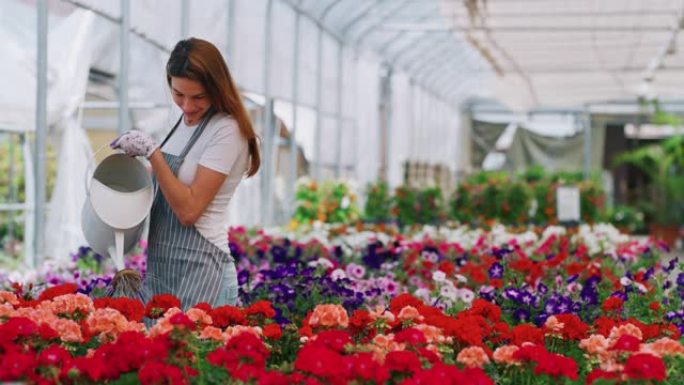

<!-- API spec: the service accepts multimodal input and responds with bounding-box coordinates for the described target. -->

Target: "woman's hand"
[110,130,159,158]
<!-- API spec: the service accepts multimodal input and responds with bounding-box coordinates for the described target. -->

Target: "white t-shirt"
[161,112,248,254]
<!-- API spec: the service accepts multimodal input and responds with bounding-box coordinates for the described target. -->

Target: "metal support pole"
[181,0,190,38]
[260,0,275,225]
[288,11,301,218]
[8,134,16,241]
[335,43,343,178]
[227,0,236,61]
[378,65,392,182]
[33,0,48,267]
[582,109,592,178]
[314,26,323,180]
[118,0,130,134]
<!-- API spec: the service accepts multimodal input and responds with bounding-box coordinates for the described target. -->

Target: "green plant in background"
[320,180,359,224]
[292,179,359,225]
[416,186,446,225]
[616,135,684,226]
[606,205,645,234]
[502,180,531,225]
[293,179,321,224]
[392,186,418,227]
[363,180,392,223]
[0,135,57,255]
[578,180,605,224]
[450,183,474,224]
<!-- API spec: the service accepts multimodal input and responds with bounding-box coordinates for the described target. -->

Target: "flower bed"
[1,223,683,383]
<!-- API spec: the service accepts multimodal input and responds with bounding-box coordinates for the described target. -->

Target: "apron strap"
[178,109,216,159]
[159,114,184,149]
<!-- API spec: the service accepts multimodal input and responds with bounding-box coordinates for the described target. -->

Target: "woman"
[111,38,260,309]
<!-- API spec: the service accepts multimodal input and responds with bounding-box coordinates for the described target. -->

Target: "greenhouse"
[1,0,684,383]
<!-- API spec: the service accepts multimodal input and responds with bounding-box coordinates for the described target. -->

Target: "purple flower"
[677,273,684,287]
[503,287,521,301]
[537,283,548,294]
[237,270,250,286]
[488,263,503,279]
[566,274,579,283]
[665,258,678,272]
[513,308,531,322]
[519,292,534,305]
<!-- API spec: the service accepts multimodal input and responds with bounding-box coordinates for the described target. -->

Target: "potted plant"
[616,135,684,245]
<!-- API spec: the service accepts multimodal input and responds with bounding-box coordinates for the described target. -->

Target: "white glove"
[110,130,158,158]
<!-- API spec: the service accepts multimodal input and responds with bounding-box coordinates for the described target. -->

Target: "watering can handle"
[85,142,129,197]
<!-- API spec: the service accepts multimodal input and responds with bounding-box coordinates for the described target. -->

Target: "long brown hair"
[166,38,260,177]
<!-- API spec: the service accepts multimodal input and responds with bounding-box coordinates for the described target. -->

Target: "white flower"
[308,258,334,269]
[458,288,475,304]
[620,277,633,286]
[440,285,458,301]
[330,269,347,281]
[432,271,447,283]
[454,274,468,283]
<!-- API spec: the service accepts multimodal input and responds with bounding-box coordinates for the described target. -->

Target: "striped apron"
[144,111,232,310]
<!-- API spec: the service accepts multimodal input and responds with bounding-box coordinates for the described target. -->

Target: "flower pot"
[650,223,680,247]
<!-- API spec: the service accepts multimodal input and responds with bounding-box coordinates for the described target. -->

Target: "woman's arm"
[148,149,227,226]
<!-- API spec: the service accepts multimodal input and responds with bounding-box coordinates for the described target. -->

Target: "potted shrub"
[616,135,684,245]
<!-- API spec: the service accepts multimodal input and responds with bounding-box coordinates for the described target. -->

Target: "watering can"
[81,153,154,270]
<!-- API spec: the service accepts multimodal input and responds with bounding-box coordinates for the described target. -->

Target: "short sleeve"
[198,117,247,175]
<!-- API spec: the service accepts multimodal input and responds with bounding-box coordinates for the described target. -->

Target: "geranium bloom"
[309,304,349,328]
[608,323,643,343]
[493,345,520,365]
[144,294,181,319]
[397,306,424,322]
[456,346,490,368]
[624,353,666,381]
[580,334,609,355]
[0,291,19,306]
[641,337,684,357]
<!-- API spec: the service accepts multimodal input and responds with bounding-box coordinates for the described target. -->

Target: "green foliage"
[393,185,446,227]
[616,135,684,225]
[292,179,359,224]
[605,205,645,233]
[363,180,392,222]
[450,168,606,226]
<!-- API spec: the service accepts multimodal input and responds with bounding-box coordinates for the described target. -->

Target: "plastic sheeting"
[503,126,606,173]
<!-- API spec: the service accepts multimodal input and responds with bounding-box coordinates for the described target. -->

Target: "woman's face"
[170,77,212,125]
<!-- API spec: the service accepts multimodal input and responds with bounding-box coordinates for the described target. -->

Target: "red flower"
[461,367,495,385]
[312,330,351,352]
[470,299,501,322]
[294,345,345,379]
[610,334,641,352]
[389,293,424,314]
[244,300,276,319]
[169,312,196,330]
[210,305,246,328]
[385,350,422,375]
[624,353,666,381]
[138,361,186,385]
[510,324,544,346]
[601,296,623,313]
[38,345,72,367]
[262,324,282,340]
[533,353,578,380]
[38,283,78,301]
[192,302,212,312]
[94,297,145,322]
[649,301,661,311]
[349,309,372,330]
[145,294,181,319]
[553,314,588,340]
[586,369,619,385]
[0,351,36,381]
[394,328,427,346]
[351,352,390,384]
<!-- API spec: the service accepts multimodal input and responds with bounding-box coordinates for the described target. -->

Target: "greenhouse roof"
[295,0,684,111]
